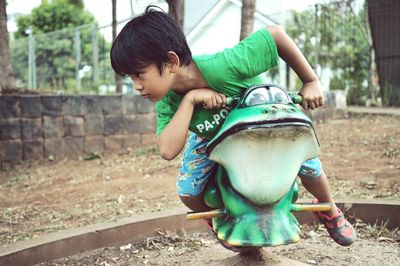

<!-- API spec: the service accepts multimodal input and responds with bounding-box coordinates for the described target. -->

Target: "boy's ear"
[166,51,180,73]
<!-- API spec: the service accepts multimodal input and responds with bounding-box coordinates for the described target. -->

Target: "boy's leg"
[177,132,216,212]
[298,161,338,216]
[298,158,356,246]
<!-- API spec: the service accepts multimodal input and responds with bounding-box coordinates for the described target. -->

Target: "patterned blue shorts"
[177,132,323,196]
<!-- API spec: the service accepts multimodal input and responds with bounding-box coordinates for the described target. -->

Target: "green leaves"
[16,0,94,37]
[12,0,103,91]
[285,2,371,105]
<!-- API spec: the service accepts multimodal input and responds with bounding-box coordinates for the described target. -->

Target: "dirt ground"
[1,112,400,265]
[39,226,400,266]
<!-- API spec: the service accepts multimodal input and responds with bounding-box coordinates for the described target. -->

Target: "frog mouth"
[206,123,320,204]
[206,118,316,156]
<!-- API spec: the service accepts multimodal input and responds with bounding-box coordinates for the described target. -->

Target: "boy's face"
[129,64,173,102]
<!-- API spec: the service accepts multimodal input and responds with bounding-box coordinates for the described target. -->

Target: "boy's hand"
[185,88,227,109]
[298,80,324,110]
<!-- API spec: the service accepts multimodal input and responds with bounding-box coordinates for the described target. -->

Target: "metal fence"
[10,0,375,104]
[11,22,122,94]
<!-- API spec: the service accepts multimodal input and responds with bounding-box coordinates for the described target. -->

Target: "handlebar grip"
[290,94,302,104]
[226,96,241,106]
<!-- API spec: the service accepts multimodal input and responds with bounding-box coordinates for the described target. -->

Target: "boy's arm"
[267,25,324,110]
[157,88,226,160]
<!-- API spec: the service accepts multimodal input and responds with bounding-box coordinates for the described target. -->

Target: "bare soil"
[1,113,400,265]
[39,226,400,266]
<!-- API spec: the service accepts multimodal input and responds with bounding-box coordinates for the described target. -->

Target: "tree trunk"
[112,0,123,93]
[240,0,256,40]
[166,0,185,30]
[0,0,16,93]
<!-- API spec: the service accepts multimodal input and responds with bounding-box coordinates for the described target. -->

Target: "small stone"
[177,228,187,237]
[117,195,124,204]
[119,243,132,251]
[306,259,317,265]
[307,230,319,239]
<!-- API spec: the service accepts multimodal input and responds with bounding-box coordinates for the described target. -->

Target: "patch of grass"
[382,147,399,160]
[135,145,158,156]
[10,233,35,243]
[32,224,66,233]
[354,218,400,242]
[140,229,208,252]
[3,174,29,187]
[79,152,102,161]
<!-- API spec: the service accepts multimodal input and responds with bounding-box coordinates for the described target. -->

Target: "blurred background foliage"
[6,0,398,106]
[11,0,111,93]
[285,1,373,106]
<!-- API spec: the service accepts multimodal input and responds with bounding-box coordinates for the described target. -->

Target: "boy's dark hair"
[110,5,192,76]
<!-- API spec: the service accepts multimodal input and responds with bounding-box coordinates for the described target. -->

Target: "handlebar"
[290,94,303,104]
[226,94,303,106]
[226,96,241,106]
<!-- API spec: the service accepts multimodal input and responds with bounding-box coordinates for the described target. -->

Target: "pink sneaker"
[313,201,356,246]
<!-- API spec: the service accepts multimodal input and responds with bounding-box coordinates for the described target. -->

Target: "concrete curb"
[1,199,399,266]
[346,106,400,116]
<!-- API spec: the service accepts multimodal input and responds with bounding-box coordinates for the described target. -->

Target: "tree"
[166,0,185,30]
[112,0,123,93]
[15,0,93,37]
[0,0,16,93]
[240,0,256,40]
[68,0,84,9]
[285,1,371,105]
[13,0,97,90]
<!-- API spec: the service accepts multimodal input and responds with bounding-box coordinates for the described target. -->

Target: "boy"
[110,6,356,246]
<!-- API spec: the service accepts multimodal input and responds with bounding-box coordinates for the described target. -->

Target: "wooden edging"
[1,199,399,266]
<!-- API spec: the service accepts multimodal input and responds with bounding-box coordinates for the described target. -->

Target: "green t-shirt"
[156,28,279,140]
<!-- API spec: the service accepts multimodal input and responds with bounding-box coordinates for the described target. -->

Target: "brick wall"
[0,94,156,169]
[0,90,346,169]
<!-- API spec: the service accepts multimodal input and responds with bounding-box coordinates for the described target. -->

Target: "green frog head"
[207,84,320,205]
[203,84,320,247]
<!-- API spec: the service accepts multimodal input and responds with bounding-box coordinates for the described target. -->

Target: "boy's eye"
[133,72,143,80]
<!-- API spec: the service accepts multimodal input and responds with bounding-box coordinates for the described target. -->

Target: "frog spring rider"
[187,84,332,249]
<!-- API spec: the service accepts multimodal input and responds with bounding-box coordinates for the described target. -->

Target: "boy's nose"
[134,81,143,91]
